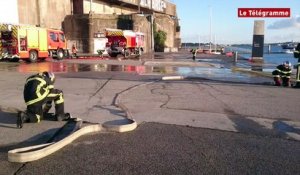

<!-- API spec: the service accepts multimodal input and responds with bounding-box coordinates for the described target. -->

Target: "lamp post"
[150,14,154,52]
[90,0,93,13]
[209,6,212,53]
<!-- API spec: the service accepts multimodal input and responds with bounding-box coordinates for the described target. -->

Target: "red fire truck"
[0,23,67,62]
[105,28,144,58]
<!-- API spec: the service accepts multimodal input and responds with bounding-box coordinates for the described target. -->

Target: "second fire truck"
[105,28,145,58]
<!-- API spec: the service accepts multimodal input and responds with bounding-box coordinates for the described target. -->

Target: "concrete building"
[15,0,181,53]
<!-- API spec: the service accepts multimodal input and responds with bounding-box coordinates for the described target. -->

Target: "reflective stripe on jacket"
[272,64,292,78]
[24,74,52,106]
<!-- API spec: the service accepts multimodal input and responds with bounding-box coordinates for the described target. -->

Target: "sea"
[225,45,298,66]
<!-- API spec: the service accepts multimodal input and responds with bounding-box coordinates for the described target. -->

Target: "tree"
[154,28,167,52]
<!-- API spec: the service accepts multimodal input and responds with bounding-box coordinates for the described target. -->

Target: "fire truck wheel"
[56,49,64,60]
[29,50,38,63]
[124,50,130,58]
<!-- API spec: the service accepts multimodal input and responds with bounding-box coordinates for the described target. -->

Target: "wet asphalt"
[0,51,300,174]
[16,123,300,175]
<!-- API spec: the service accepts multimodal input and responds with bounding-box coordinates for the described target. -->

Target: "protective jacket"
[191,49,197,55]
[272,65,292,78]
[24,73,54,106]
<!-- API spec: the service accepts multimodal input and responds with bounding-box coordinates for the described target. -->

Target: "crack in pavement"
[82,78,112,118]
[149,83,171,108]
[13,163,26,175]
[88,78,112,101]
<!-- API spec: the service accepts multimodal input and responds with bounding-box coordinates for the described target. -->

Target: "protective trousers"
[26,89,64,123]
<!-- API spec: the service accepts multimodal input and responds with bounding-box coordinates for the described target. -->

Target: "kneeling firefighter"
[272,61,292,87]
[17,72,70,128]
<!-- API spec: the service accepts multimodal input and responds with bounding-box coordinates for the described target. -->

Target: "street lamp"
[89,0,93,13]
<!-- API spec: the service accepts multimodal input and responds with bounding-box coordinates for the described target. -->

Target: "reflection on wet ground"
[0,59,272,83]
[0,53,273,82]
[177,67,270,83]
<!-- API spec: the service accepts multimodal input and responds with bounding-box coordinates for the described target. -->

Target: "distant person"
[295,43,300,58]
[71,43,77,58]
[272,61,292,87]
[190,48,198,61]
[220,47,225,54]
[17,72,71,128]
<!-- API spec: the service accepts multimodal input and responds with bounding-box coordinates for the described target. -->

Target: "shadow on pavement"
[0,128,60,161]
[229,115,300,140]
[229,115,282,137]
[273,121,300,135]
[0,111,18,129]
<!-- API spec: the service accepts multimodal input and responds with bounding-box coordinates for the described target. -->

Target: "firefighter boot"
[55,113,71,121]
[17,111,29,129]
[282,77,291,87]
[274,77,281,86]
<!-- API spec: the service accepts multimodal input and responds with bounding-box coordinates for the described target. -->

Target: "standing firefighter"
[272,61,292,87]
[190,48,198,61]
[293,43,300,87]
[71,43,78,58]
[17,72,70,128]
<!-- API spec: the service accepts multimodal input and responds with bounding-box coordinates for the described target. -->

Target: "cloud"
[268,16,300,29]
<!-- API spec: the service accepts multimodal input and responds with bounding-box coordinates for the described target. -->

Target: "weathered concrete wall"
[18,0,71,29]
[63,12,178,53]
[154,13,175,50]
[64,14,121,52]
[132,15,152,53]
[18,0,38,25]
[83,0,136,15]
[73,0,84,14]
[83,0,177,16]
[18,0,180,53]
[63,14,90,52]
[120,0,177,16]
[64,13,153,53]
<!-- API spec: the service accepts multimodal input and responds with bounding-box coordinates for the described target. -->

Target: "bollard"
[234,51,238,63]
[252,20,265,62]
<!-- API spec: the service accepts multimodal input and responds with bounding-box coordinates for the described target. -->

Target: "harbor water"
[225,45,298,66]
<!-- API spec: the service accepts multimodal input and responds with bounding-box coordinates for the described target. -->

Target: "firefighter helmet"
[43,71,55,83]
[283,61,291,67]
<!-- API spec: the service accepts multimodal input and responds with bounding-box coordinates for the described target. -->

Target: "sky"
[171,0,300,44]
[0,0,18,24]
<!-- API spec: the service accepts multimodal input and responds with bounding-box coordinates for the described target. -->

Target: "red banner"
[238,8,290,18]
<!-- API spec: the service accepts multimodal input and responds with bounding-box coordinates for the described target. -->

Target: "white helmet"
[283,61,291,67]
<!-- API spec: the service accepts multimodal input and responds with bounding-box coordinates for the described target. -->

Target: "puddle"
[176,67,271,83]
[1,60,272,83]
